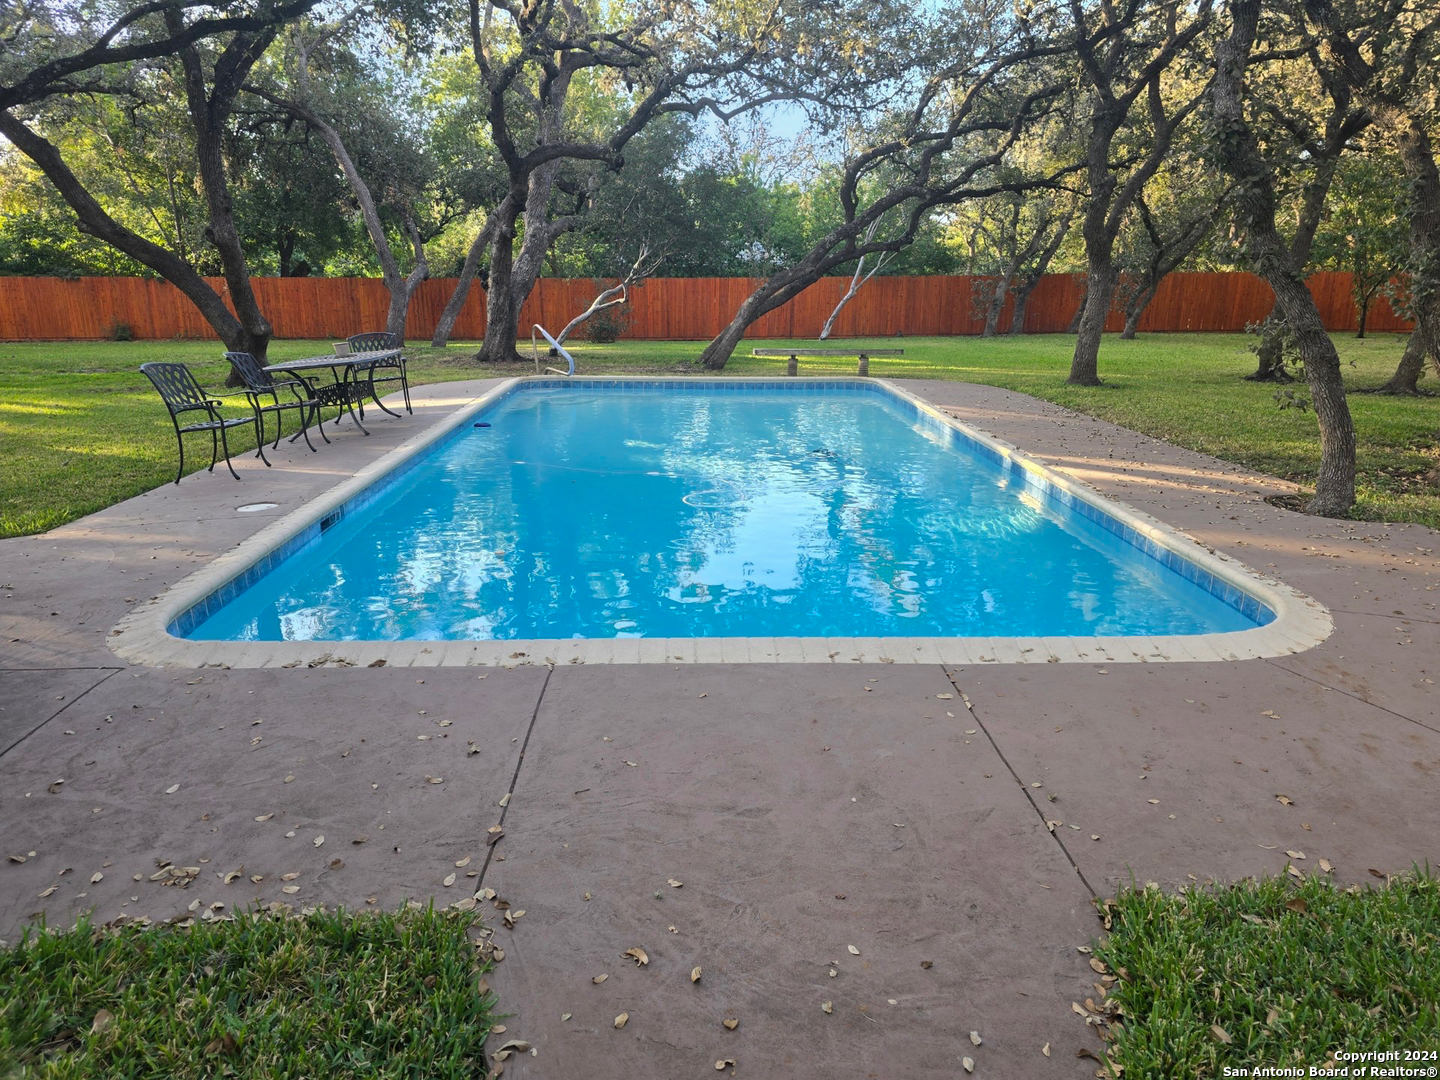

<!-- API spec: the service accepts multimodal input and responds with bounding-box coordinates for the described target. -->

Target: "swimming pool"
[111,378,1331,666]
[160,378,1291,643]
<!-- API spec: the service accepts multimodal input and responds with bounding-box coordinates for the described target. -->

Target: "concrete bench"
[751,347,904,376]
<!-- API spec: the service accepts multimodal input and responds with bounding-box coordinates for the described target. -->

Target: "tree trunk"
[431,207,503,348]
[478,158,573,363]
[478,203,522,363]
[1244,320,1294,382]
[1068,259,1115,384]
[1394,115,1440,386]
[700,289,775,369]
[1008,209,1073,336]
[1008,286,1032,335]
[1356,300,1368,339]
[1119,282,1157,339]
[1067,278,1087,333]
[1213,0,1355,517]
[1376,330,1427,393]
[981,272,1014,337]
[820,234,889,340]
[175,41,274,383]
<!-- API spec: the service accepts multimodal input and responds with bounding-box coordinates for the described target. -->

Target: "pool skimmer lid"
[235,502,279,513]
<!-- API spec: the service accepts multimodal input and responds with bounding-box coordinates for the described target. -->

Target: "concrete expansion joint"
[477,666,553,888]
[939,664,1100,902]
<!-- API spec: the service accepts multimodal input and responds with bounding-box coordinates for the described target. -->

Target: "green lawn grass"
[1089,871,1440,1078]
[0,906,497,1079]
[0,331,1435,537]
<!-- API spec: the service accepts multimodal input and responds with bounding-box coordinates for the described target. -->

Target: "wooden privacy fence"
[0,270,1412,342]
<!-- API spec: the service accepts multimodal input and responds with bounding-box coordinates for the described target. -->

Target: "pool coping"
[107,375,1333,668]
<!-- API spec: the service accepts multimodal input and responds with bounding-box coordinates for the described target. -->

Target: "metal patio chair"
[140,361,268,484]
[225,351,325,452]
[346,332,412,414]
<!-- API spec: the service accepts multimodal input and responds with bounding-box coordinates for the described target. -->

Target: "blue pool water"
[184,383,1268,641]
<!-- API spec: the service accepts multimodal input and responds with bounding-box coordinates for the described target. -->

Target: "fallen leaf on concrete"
[498,793,511,807]
[443,874,456,887]
[613,1012,628,1029]
[164,784,179,795]
[715,1060,735,1070]
[970,1031,982,1045]
[624,761,638,768]
[937,693,953,700]
[1285,850,1305,860]
[847,944,860,955]
[962,1056,974,1072]
[722,1017,738,1030]
[48,779,65,794]
[561,1013,571,1021]
[456,855,472,868]
[829,968,837,978]
[1042,1043,1050,1057]
[1088,957,1108,975]
[668,879,683,888]
[623,947,649,967]
[821,1002,833,1014]
[1275,794,1293,806]
[1147,799,1160,805]
[691,966,702,983]
[282,885,299,894]
[427,776,444,785]
[1319,858,1334,873]
[90,872,102,884]
[486,827,504,846]
[284,775,295,784]
[593,974,609,984]
[37,885,58,898]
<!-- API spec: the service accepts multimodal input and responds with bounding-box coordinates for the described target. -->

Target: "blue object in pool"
[184,385,1269,642]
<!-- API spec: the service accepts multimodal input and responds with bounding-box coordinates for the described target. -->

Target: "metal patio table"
[262,349,404,436]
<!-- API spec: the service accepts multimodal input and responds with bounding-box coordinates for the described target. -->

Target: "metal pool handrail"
[531,324,575,377]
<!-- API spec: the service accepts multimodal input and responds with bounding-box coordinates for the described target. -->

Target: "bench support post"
[857,353,869,376]
[787,354,798,376]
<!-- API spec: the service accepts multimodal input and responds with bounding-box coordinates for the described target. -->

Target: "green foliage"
[1092,871,1440,1078]
[0,906,497,1079]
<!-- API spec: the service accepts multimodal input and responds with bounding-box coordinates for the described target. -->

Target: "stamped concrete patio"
[1,377,1436,1078]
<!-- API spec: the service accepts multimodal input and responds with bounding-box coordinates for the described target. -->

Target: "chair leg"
[174,430,185,485]
[297,406,317,452]
[252,417,270,469]
[402,367,412,413]
[253,408,268,459]
[208,426,219,473]
[217,422,244,480]
[272,407,284,449]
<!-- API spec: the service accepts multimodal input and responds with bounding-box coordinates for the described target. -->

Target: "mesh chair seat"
[141,361,268,484]
[226,351,326,452]
[346,332,412,414]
